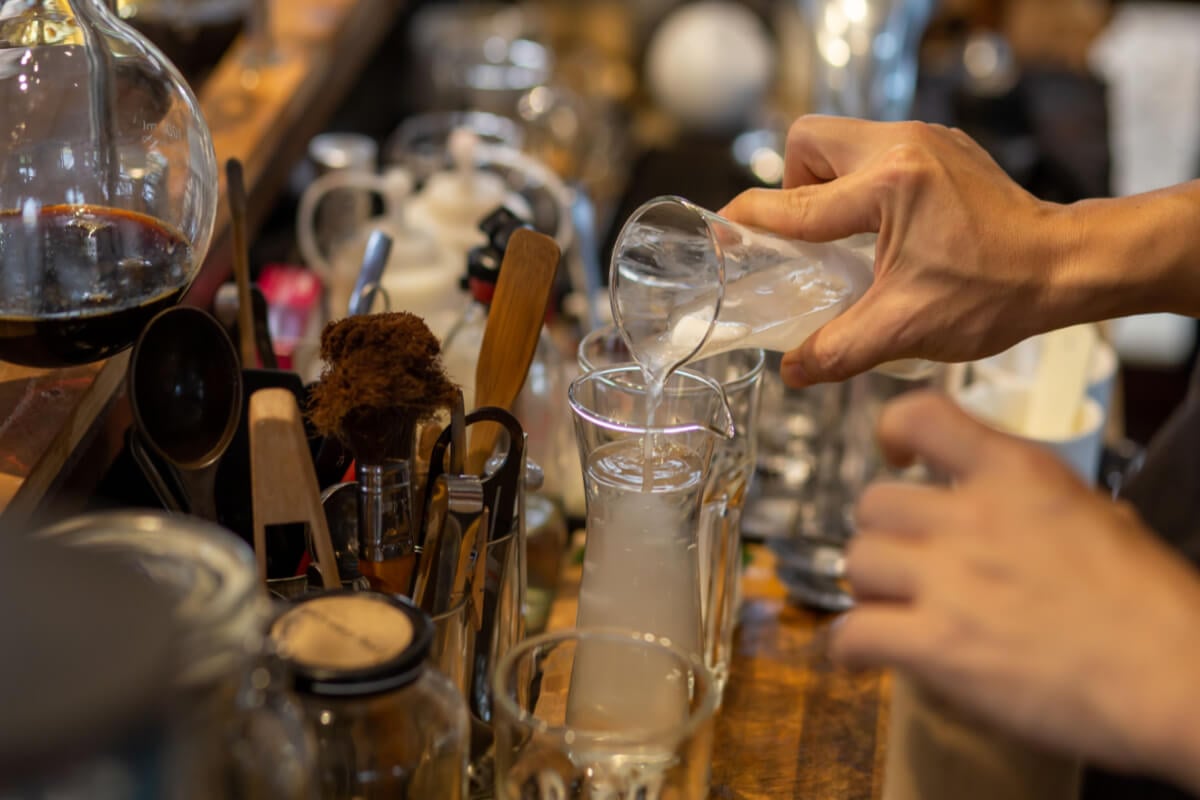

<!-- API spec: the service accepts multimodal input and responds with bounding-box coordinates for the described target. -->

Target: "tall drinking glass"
[568,365,733,666]
[493,628,718,800]
[578,327,765,694]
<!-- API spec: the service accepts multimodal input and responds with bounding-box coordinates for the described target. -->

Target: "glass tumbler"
[578,327,765,694]
[493,629,718,800]
[568,365,734,665]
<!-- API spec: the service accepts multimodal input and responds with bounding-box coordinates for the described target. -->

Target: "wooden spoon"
[249,387,341,589]
[466,228,560,474]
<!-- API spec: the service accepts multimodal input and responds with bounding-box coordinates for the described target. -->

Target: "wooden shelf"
[0,0,404,524]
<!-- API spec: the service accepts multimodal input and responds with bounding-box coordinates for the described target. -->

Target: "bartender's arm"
[835,391,1200,795]
[721,116,1200,386]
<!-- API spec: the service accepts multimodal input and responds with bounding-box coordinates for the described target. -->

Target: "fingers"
[855,481,954,535]
[779,284,896,386]
[719,172,881,243]
[876,391,999,480]
[829,606,928,671]
[783,115,904,188]
[844,530,926,602]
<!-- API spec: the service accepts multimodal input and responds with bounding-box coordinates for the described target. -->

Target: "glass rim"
[609,194,729,367]
[577,325,766,393]
[567,364,735,438]
[492,627,719,745]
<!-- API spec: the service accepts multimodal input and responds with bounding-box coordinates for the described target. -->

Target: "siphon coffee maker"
[0,0,217,367]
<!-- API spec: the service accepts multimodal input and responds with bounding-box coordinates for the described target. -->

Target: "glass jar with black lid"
[270,591,470,799]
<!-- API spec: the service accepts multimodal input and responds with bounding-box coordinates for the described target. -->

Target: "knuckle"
[878,142,931,186]
[783,188,814,224]
[926,609,971,654]
[843,533,873,574]
[854,485,886,527]
[805,342,848,380]
[786,117,818,155]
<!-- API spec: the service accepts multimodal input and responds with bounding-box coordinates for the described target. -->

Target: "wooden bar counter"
[0,0,403,522]
[546,544,890,800]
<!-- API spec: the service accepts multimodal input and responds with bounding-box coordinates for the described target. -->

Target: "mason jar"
[270,591,471,799]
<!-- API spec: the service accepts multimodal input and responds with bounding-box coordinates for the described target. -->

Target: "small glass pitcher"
[568,365,734,664]
[610,195,932,381]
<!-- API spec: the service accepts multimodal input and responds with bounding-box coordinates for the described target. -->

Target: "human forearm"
[1134,642,1200,795]
[1052,181,1200,324]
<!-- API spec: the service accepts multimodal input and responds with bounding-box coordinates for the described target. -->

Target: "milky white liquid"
[567,439,704,733]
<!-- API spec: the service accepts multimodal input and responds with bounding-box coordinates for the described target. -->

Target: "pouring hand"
[720,116,1200,387]
[831,391,1200,793]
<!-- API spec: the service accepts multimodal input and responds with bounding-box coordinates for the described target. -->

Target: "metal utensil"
[569,186,603,332]
[129,307,243,522]
[347,229,393,317]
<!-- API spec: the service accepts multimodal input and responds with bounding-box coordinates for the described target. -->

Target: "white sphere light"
[645,2,777,133]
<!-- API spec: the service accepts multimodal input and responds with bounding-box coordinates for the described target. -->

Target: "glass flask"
[0,0,218,367]
[609,195,932,382]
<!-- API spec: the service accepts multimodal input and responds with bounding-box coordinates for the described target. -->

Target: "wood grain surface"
[547,543,889,800]
[0,0,403,523]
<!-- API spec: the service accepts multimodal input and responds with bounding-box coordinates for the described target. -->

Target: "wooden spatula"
[249,387,341,589]
[466,228,560,474]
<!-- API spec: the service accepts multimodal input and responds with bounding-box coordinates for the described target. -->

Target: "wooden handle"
[226,159,258,368]
[249,387,341,589]
[468,228,560,473]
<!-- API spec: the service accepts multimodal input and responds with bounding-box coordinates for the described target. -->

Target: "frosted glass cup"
[568,365,733,666]
[578,326,765,695]
[610,195,931,380]
[493,629,717,800]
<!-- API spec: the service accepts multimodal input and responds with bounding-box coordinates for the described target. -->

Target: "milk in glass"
[567,439,704,732]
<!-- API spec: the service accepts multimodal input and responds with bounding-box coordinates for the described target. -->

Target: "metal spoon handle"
[176,462,221,523]
[129,430,183,513]
[348,229,392,317]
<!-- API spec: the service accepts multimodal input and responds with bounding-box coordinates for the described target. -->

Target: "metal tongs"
[412,402,525,623]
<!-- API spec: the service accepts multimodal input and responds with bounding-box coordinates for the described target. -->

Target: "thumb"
[780,286,895,386]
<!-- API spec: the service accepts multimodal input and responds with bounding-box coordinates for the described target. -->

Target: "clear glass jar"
[39,511,313,799]
[270,592,470,800]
